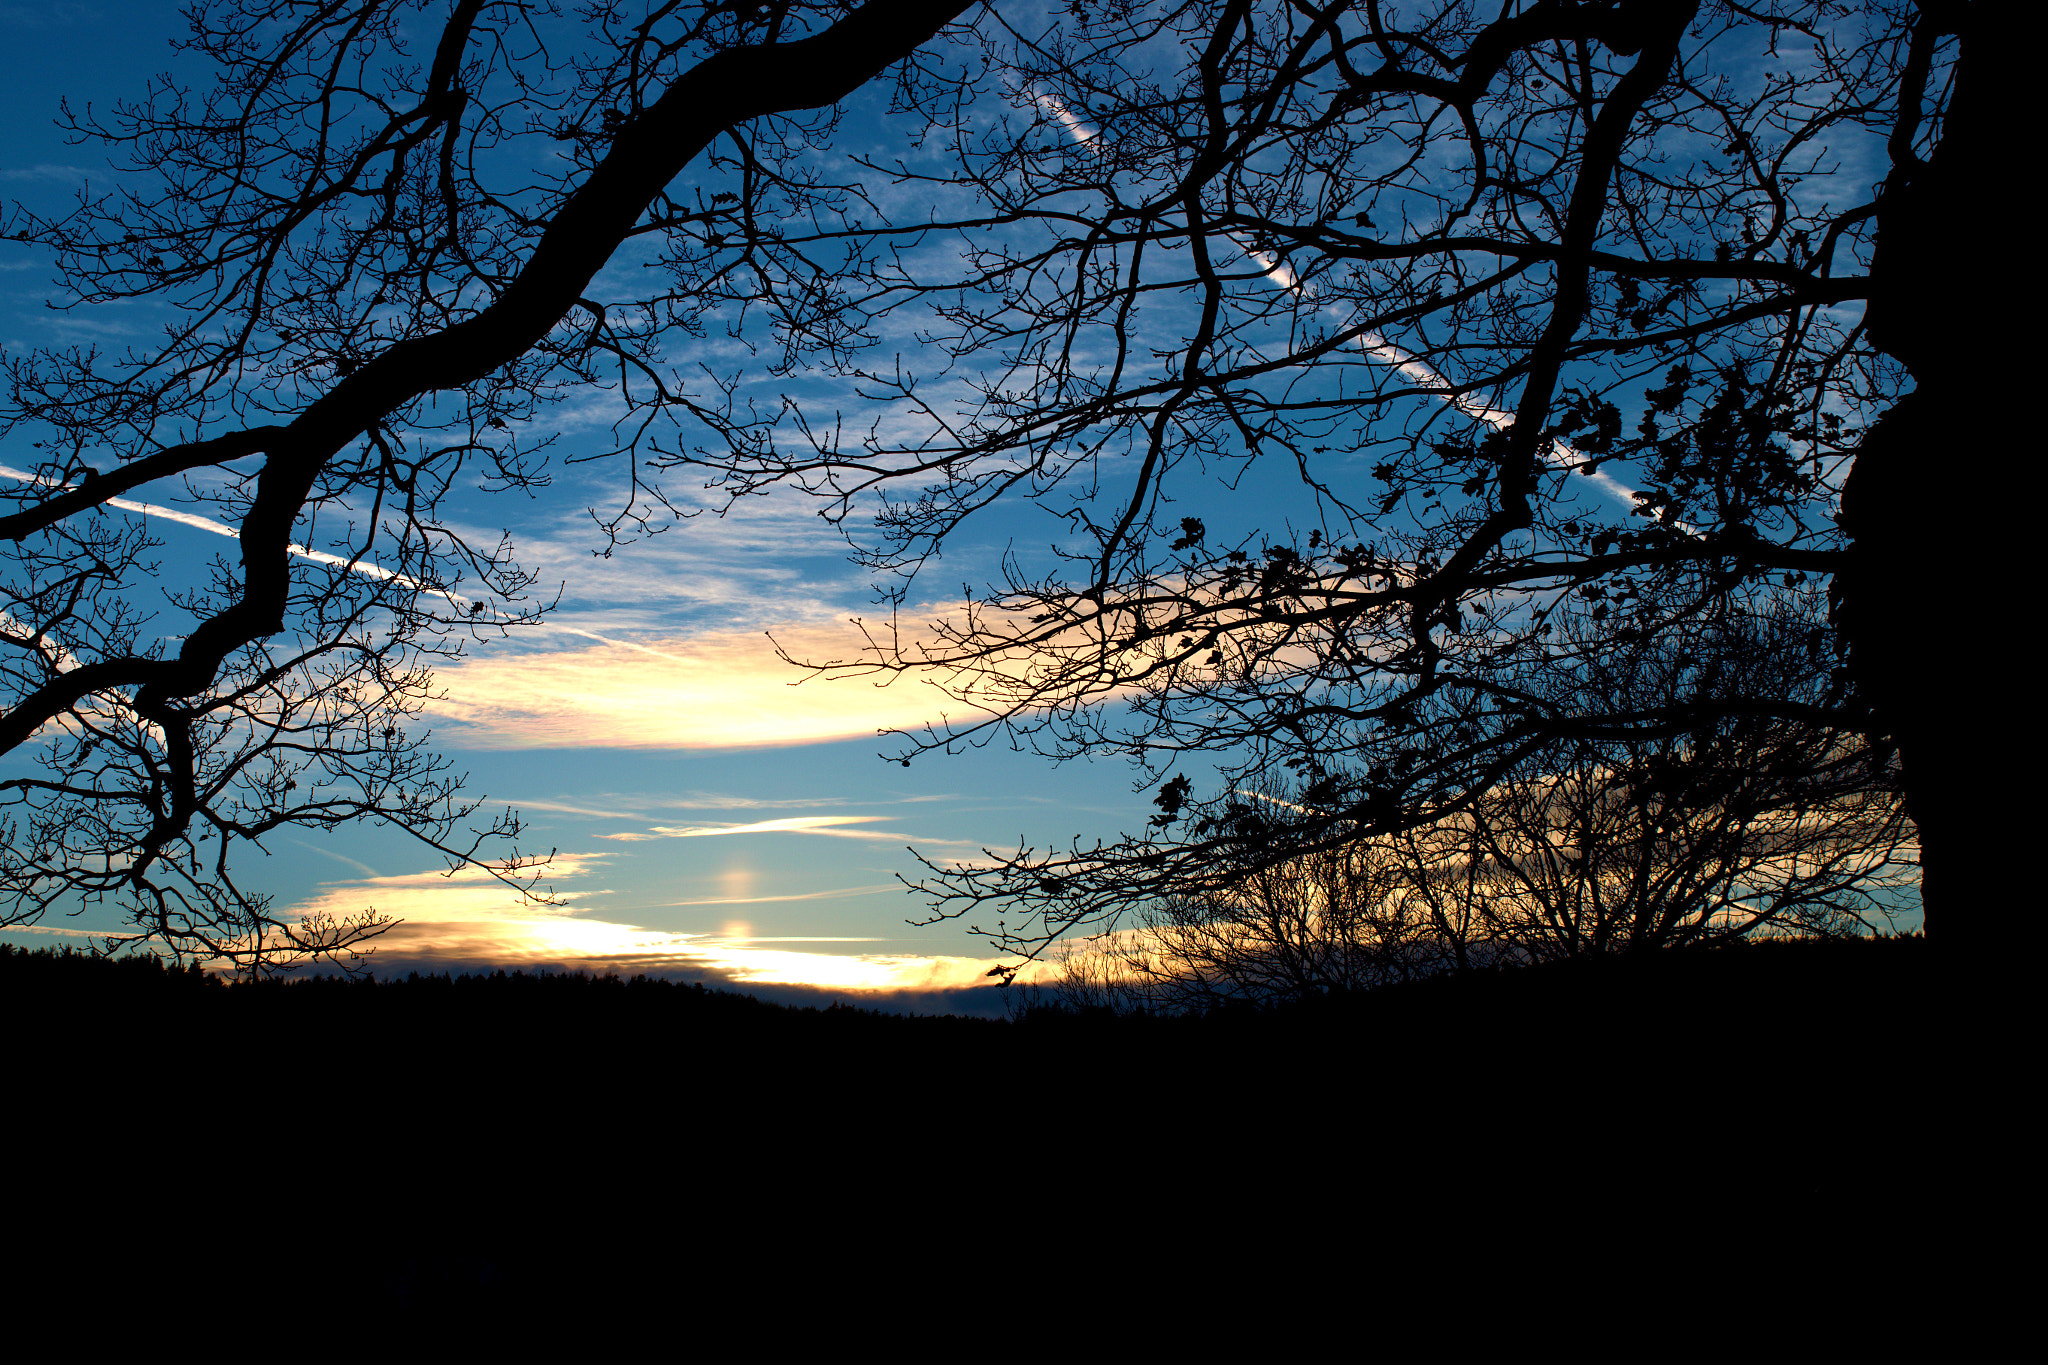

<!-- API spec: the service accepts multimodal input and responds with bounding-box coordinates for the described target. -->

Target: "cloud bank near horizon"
[271,857,1050,1011]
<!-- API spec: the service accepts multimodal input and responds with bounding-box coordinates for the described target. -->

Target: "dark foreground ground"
[4,937,1938,1323]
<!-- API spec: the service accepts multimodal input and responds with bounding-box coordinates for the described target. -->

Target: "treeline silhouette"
[4,935,1927,1101]
[5,938,1929,1320]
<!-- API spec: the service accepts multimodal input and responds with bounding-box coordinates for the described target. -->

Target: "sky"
[0,3,1907,1007]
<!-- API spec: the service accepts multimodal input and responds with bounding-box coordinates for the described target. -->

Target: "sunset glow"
[278,858,1050,995]
[426,626,974,750]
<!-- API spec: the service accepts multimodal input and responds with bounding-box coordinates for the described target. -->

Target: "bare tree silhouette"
[659,0,1977,950]
[0,0,974,970]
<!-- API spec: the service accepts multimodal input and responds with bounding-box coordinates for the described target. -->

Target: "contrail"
[0,461,426,581]
[1030,90,1654,518]
[1,463,709,663]
[548,626,698,665]
[1237,788,1315,815]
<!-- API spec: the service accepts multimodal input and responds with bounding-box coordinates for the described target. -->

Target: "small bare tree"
[1052,593,1914,1012]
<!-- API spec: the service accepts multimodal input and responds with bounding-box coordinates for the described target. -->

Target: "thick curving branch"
[2,0,979,760]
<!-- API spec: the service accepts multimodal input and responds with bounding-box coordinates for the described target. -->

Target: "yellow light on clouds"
[428,624,974,750]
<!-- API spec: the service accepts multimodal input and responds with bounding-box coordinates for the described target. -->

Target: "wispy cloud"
[500,793,857,820]
[6,402,1129,755]
[0,464,973,751]
[283,836,383,878]
[0,164,93,183]
[501,798,660,820]
[495,792,956,819]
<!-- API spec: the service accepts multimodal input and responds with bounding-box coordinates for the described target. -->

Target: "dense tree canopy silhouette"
[0,0,1994,968]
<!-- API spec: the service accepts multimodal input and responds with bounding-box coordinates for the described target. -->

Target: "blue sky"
[0,3,1911,1001]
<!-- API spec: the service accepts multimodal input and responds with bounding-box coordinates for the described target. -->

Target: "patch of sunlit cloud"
[685,943,1050,993]
[426,619,984,750]
[1032,88,1098,145]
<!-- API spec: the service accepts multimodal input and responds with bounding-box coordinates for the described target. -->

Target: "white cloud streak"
[633,814,890,837]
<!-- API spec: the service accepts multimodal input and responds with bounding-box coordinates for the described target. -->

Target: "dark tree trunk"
[1838,2,2014,937]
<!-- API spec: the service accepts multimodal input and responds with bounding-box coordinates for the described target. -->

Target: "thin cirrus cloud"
[653,884,903,908]
[510,792,955,817]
